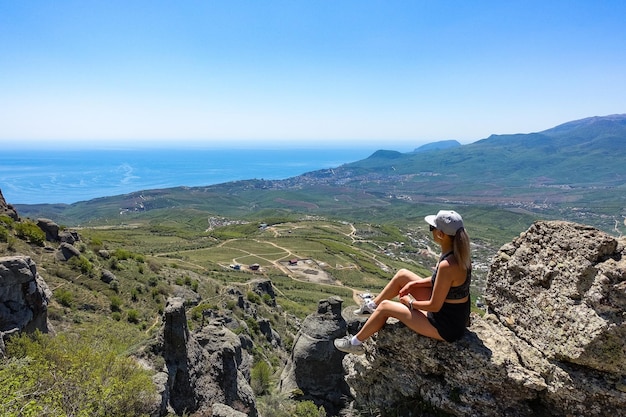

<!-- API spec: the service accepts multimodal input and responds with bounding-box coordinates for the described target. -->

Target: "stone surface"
[211,403,248,417]
[157,297,258,417]
[279,296,351,415]
[55,242,81,261]
[36,218,60,241]
[0,256,52,355]
[100,269,117,284]
[486,220,626,374]
[338,221,626,417]
[0,189,19,221]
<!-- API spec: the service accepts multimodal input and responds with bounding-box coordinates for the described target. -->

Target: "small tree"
[251,360,271,395]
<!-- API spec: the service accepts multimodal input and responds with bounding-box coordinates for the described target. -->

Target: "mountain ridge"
[12,114,626,235]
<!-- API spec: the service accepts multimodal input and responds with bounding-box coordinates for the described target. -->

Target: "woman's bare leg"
[372,268,423,305]
[356,299,443,342]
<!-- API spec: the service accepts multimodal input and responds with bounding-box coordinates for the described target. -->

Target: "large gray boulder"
[340,221,626,417]
[487,220,626,374]
[279,296,351,415]
[0,256,52,355]
[157,297,258,417]
[55,242,81,261]
[36,218,60,241]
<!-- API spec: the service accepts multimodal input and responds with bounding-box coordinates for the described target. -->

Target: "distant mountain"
[340,114,626,186]
[12,114,626,233]
[411,140,461,153]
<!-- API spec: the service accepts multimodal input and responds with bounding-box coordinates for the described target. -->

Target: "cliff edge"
[340,221,626,416]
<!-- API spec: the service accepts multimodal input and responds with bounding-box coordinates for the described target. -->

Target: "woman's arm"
[398,276,432,297]
[410,261,455,312]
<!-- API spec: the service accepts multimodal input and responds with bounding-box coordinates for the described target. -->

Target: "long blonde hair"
[452,227,471,270]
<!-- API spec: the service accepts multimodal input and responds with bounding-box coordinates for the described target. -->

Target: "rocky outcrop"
[36,218,80,244]
[0,189,19,221]
[37,218,60,241]
[156,297,258,417]
[0,256,52,356]
[279,296,352,415]
[250,278,277,307]
[339,221,626,417]
[55,242,81,261]
[487,221,625,374]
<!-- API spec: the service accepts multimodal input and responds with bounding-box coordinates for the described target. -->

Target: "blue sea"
[1,149,375,205]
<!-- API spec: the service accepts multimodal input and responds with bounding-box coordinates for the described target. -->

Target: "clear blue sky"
[1,1,625,150]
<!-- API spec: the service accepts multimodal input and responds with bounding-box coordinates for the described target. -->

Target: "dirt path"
[155,225,369,307]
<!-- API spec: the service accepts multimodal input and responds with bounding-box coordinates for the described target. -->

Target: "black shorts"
[427,300,470,342]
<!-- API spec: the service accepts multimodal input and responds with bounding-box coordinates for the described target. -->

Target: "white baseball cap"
[425,210,464,236]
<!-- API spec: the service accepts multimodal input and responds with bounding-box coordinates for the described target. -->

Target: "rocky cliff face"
[0,190,19,221]
[337,221,626,416]
[0,256,52,356]
[279,296,351,415]
[153,297,258,417]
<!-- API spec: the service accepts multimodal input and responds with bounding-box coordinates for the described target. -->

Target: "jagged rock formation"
[250,278,277,307]
[279,296,352,415]
[0,256,52,356]
[155,297,258,417]
[36,218,60,241]
[0,189,19,221]
[36,217,81,244]
[338,221,626,417]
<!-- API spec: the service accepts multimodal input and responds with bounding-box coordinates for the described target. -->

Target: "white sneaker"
[334,336,365,355]
[354,302,375,315]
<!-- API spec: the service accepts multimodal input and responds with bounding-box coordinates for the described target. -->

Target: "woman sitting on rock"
[334,210,472,354]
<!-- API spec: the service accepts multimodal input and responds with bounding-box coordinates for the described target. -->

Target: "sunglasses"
[429,225,436,231]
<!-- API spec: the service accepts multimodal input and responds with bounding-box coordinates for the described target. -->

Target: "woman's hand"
[399,294,415,310]
[398,281,418,298]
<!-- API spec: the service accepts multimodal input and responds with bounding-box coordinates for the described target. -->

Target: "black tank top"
[431,251,471,300]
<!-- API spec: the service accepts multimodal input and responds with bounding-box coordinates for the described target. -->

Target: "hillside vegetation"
[3,208,501,416]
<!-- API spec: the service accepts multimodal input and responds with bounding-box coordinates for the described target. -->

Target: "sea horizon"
[1,148,377,205]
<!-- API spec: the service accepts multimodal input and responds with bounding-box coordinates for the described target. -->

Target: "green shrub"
[245,317,260,334]
[14,221,45,246]
[247,291,261,304]
[110,296,123,312]
[295,401,326,417]
[127,309,140,324]
[54,288,74,308]
[89,237,103,249]
[69,255,94,275]
[113,248,133,260]
[0,226,9,242]
[251,360,271,395]
[0,214,14,227]
[0,331,155,417]
[262,293,273,305]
